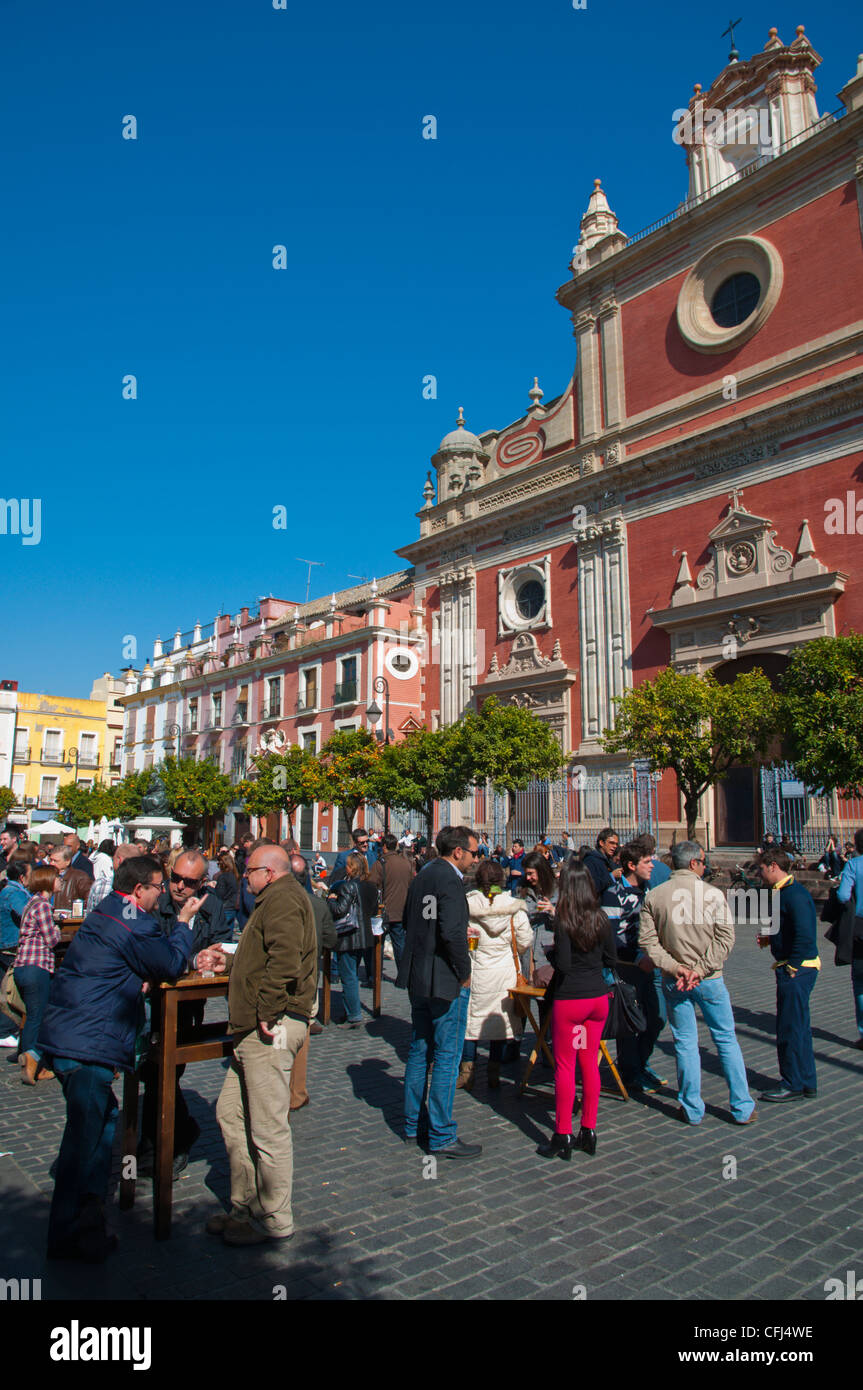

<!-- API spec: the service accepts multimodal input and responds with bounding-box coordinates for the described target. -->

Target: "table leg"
[372,935,382,1018]
[600,1040,630,1100]
[321,948,331,1026]
[154,988,178,1240]
[518,1001,554,1095]
[119,1070,139,1211]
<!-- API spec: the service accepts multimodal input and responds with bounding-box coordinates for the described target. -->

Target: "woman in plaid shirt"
[14,864,60,1085]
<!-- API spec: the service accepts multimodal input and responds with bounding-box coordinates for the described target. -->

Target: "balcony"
[40,749,65,765]
[261,704,282,721]
[13,747,30,763]
[78,754,100,768]
[232,703,249,725]
[332,682,358,706]
[295,696,318,715]
[38,795,58,809]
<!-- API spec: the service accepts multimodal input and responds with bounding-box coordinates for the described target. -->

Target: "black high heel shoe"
[537,1132,573,1161]
[574,1126,597,1156]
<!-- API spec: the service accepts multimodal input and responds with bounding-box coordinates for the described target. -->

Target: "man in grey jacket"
[639,840,755,1127]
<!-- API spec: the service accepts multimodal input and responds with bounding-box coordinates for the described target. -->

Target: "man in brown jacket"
[210,844,318,1246]
[49,847,94,913]
[639,840,755,1127]
[370,832,414,970]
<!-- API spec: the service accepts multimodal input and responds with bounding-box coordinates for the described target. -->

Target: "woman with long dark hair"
[537,861,616,1160]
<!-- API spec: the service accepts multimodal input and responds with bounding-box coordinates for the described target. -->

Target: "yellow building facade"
[10,686,121,827]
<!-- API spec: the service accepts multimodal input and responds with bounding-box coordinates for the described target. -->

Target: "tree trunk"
[503,789,515,845]
[683,795,699,841]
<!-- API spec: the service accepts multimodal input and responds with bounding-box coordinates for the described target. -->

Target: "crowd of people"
[1,812,861,1263]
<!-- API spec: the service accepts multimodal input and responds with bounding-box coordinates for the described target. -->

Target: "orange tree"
[237,745,321,841]
[315,728,382,841]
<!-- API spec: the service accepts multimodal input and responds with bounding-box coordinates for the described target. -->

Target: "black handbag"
[331,879,361,936]
[604,967,647,1038]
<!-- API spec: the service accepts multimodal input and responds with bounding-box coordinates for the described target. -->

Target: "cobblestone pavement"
[1,931,861,1302]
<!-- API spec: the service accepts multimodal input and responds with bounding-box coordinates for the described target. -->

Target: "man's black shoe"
[803,1087,817,1098]
[432,1139,482,1160]
[760,1088,805,1102]
[47,1232,118,1264]
[136,1151,189,1183]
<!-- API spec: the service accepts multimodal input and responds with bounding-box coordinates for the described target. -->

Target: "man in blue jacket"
[757,849,820,1102]
[330,827,380,884]
[836,827,863,1049]
[39,854,220,1262]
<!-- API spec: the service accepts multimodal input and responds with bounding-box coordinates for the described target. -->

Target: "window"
[213,693,222,725]
[43,729,62,763]
[268,677,281,716]
[14,727,28,759]
[12,773,25,801]
[304,670,317,708]
[710,272,760,327]
[516,579,545,620]
[341,657,357,685]
[188,701,198,731]
[113,736,123,765]
[80,733,98,767]
[40,775,58,807]
[302,731,317,753]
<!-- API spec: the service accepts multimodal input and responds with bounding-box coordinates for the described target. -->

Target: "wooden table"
[320,936,382,1024]
[119,971,233,1239]
[509,984,629,1101]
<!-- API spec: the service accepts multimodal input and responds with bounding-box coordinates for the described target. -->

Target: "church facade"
[120,29,863,851]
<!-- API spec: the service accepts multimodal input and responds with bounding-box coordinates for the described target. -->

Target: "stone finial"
[551,638,562,661]
[329,593,337,613]
[572,177,623,259]
[674,551,694,588]
[488,651,499,674]
[456,405,466,428]
[370,577,379,597]
[528,376,545,412]
[422,471,435,507]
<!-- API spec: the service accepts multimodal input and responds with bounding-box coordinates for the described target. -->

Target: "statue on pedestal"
[141,770,171,818]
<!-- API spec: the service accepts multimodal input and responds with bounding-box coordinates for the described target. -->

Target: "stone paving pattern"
[1,930,861,1301]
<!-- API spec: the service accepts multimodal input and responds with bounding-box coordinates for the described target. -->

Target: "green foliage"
[371,726,474,840]
[237,745,321,834]
[56,779,116,826]
[109,769,151,821]
[158,756,234,821]
[781,635,863,795]
[316,729,381,833]
[0,786,20,819]
[459,695,567,830]
[602,666,779,836]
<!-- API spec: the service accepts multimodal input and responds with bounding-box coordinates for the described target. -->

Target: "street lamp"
[366,675,391,833]
[165,723,182,762]
[64,747,80,781]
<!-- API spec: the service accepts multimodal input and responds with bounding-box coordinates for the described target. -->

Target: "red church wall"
[621,182,863,419]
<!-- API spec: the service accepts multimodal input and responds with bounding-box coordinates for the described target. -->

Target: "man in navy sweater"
[757,849,820,1102]
[38,855,220,1261]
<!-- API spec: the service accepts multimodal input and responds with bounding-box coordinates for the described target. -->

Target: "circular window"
[676,236,783,353]
[384,646,419,681]
[710,272,760,327]
[516,579,545,619]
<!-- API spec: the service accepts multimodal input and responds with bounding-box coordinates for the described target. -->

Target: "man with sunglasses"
[138,851,229,1178]
[330,827,380,885]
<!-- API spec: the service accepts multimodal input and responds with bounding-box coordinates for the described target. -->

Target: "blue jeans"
[616,962,667,1082]
[15,964,52,1060]
[404,987,470,1149]
[852,958,863,1039]
[337,949,363,1022]
[386,922,406,970]
[775,964,818,1092]
[47,1057,118,1251]
[661,974,754,1124]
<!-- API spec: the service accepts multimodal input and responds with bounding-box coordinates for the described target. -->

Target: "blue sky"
[2,0,859,695]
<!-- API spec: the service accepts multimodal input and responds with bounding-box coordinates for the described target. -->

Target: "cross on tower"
[728,487,744,512]
[722,17,742,62]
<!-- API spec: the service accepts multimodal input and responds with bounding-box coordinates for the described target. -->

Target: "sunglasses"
[170,870,206,891]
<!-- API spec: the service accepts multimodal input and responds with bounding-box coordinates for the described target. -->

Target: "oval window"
[710,272,760,327]
[516,579,544,620]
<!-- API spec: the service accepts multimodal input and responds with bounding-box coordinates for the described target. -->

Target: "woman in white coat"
[457,858,534,1092]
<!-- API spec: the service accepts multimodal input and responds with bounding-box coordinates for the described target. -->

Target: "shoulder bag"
[603,966,647,1038]
[331,879,362,937]
[509,918,534,991]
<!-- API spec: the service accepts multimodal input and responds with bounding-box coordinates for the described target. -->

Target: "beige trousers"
[216,1016,307,1238]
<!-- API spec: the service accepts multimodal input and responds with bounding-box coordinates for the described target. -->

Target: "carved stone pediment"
[473,633,576,748]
